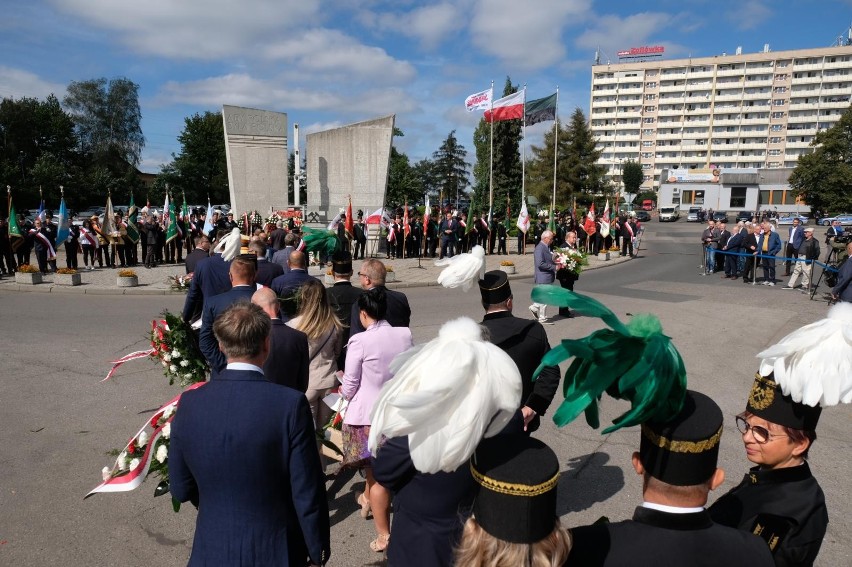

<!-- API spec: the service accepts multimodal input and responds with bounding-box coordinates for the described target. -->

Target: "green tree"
[63,77,145,168]
[789,105,852,213]
[526,119,570,207]
[164,111,229,203]
[432,130,469,209]
[412,158,436,201]
[563,108,606,199]
[472,77,522,217]
[621,160,644,196]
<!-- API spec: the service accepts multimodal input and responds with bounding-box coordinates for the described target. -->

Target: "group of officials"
[161,215,836,566]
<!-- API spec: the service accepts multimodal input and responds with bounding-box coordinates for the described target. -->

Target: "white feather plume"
[213,228,243,262]
[757,302,852,407]
[435,245,486,291]
[368,317,522,473]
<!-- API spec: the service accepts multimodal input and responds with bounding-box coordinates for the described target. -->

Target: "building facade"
[589,45,852,191]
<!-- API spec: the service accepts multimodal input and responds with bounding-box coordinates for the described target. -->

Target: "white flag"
[601,200,611,235]
[516,201,530,233]
[163,193,170,228]
[465,88,492,112]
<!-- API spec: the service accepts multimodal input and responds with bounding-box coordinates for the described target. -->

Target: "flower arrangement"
[118,269,137,278]
[56,267,78,275]
[167,273,193,292]
[18,264,40,273]
[500,260,515,267]
[385,265,394,273]
[554,247,588,276]
[150,311,209,387]
[319,389,345,461]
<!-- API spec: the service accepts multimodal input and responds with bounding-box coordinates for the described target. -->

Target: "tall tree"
[432,130,469,209]
[525,120,570,208]
[789,105,852,214]
[412,158,437,201]
[472,77,522,217]
[164,111,229,203]
[563,108,606,199]
[621,160,644,199]
[63,77,145,168]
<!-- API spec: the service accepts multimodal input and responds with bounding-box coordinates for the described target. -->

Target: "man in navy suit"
[199,255,258,373]
[169,302,331,566]
[252,287,310,392]
[249,240,283,287]
[349,258,411,336]
[271,250,315,298]
[181,237,232,323]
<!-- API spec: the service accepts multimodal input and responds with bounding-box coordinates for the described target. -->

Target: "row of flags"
[464,88,557,126]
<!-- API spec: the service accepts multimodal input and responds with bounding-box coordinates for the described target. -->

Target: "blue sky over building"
[2,0,851,173]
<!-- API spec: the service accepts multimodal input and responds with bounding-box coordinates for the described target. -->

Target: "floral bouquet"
[319,389,346,461]
[554,247,588,277]
[167,273,193,292]
[150,311,209,387]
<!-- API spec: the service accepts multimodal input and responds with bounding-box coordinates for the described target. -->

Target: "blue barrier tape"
[703,246,839,272]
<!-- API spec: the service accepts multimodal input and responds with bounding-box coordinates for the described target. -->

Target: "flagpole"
[551,86,559,229]
[488,80,494,227]
[521,85,527,205]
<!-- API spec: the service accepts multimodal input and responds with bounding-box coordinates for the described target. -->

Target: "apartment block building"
[589,45,852,191]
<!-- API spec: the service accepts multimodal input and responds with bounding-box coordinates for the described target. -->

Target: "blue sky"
[2,0,851,174]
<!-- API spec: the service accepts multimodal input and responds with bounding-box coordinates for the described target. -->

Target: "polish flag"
[484,91,525,123]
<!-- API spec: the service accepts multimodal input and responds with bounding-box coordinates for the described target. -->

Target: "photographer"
[831,241,852,303]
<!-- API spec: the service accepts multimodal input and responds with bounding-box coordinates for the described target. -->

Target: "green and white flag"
[7,191,24,251]
[126,193,140,243]
[166,197,178,243]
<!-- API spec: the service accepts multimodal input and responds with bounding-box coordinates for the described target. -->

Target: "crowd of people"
[162,216,848,566]
[700,216,852,302]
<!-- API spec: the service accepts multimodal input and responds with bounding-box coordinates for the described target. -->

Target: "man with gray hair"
[529,230,556,324]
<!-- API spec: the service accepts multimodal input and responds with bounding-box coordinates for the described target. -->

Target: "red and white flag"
[587,203,596,221]
[403,202,410,239]
[516,201,530,233]
[485,90,525,123]
[601,200,611,235]
[465,88,492,112]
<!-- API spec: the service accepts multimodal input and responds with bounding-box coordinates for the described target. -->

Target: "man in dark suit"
[757,220,782,285]
[326,251,362,369]
[249,240,283,287]
[353,211,367,260]
[569,390,774,567]
[169,301,330,566]
[722,222,744,279]
[184,234,210,274]
[199,256,258,373]
[742,223,760,283]
[349,258,411,336]
[252,287,309,392]
[271,232,297,272]
[182,244,232,323]
[271,250,314,297]
[478,270,560,433]
[439,211,456,259]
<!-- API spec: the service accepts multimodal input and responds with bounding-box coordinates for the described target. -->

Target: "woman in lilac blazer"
[341,287,413,553]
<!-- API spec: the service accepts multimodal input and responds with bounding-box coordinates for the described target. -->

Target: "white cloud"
[727,2,771,31]
[51,0,321,59]
[0,66,66,100]
[363,3,466,49]
[470,0,593,69]
[574,12,674,58]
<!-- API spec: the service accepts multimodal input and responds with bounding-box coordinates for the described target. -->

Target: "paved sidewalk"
[0,249,632,295]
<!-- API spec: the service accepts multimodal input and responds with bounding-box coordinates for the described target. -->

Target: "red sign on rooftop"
[617,46,665,58]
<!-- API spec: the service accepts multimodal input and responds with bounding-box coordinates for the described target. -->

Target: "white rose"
[161,360,168,368]
[162,405,176,419]
[169,364,178,373]
[129,458,141,471]
[184,373,193,380]
[137,431,148,447]
[155,444,169,464]
[161,422,171,439]
[118,451,128,471]
[180,360,189,367]
[171,350,181,358]
[163,353,171,362]
[102,466,112,481]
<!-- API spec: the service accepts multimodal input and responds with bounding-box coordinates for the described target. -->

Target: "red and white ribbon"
[30,229,57,260]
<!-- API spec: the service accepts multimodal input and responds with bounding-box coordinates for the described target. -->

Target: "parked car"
[686,207,703,222]
[735,211,755,223]
[634,210,652,222]
[712,211,729,223]
[658,207,680,222]
[818,213,852,226]
[776,214,810,225]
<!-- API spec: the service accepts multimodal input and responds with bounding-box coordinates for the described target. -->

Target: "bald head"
[252,287,280,319]
[289,250,307,269]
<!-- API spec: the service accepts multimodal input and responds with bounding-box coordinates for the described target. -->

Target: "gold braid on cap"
[748,373,776,411]
[470,463,559,497]
[641,424,723,454]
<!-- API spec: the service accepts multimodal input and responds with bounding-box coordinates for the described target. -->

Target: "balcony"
[741,117,771,125]
[593,75,619,85]
[617,87,644,95]
[823,60,852,70]
[821,86,852,96]
[712,118,742,126]
[716,67,745,77]
[714,93,744,102]
[785,140,813,149]
[659,95,686,104]
[787,114,818,123]
[655,131,684,140]
[659,83,688,93]
[821,99,852,109]
[742,91,772,100]
[791,76,823,85]
[792,62,825,71]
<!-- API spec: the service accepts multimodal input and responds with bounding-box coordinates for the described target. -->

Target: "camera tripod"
[808,244,844,302]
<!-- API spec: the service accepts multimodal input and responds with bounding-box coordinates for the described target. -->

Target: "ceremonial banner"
[202,201,214,235]
[345,197,354,238]
[166,200,178,244]
[7,192,24,252]
[55,195,70,247]
[126,194,140,243]
[601,200,611,236]
[484,90,525,123]
[516,201,530,233]
[102,195,117,238]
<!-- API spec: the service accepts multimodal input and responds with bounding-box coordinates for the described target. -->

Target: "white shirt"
[225,362,264,373]
[642,501,704,514]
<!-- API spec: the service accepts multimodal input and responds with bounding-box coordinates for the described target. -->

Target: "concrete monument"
[222,105,288,215]
[306,115,395,222]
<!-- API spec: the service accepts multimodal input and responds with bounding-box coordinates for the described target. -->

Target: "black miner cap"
[747,373,821,431]
[471,434,560,544]
[478,270,512,305]
[331,250,352,274]
[639,390,722,486]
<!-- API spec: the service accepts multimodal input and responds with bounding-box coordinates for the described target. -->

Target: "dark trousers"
[16,247,31,266]
[145,246,157,268]
[83,247,96,266]
[517,233,525,254]
[126,242,138,266]
[95,247,104,267]
[354,239,366,260]
[743,255,757,282]
[440,237,454,259]
[0,245,15,273]
[761,256,776,283]
[426,237,437,258]
[621,235,633,257]
[111,245,126,267]
[557,274,576,317]
[498,237,507,255]
[141,239,148,264]
[35,248,48,273]
[784,244,797,274]
[64,242,78,269]
[724,250,739,276]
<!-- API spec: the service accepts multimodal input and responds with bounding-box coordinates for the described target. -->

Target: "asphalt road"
[0,219,848,566]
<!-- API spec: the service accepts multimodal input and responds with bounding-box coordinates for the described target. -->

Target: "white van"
[659,207,680,222]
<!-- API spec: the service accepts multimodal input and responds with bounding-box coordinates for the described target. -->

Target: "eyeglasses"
[357,272,367,278]
[735,416,788,444]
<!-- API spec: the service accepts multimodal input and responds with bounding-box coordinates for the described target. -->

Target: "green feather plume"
[531,287,686,433]
[300,227,340,257]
